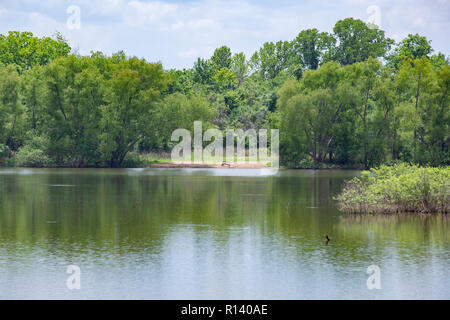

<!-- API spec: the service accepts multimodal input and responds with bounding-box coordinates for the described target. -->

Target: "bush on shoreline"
[335,164,449,214]
[0,144,10,165]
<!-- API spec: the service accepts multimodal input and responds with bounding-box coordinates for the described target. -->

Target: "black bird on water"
[325,234,331,245]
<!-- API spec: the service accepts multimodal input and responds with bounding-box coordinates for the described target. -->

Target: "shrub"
[0,144,10,165]
[121,152,144,168]
[15,145,52,167]
[298,158,316,169]
[335,164,449,214]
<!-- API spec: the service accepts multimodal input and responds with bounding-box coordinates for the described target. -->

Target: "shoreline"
[0,163,366,170]
[147,162,270,169]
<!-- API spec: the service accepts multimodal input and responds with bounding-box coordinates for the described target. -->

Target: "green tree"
[0,31,71,72]
[40,55,105,166]
[211,46,232,70]
[251,41,292,79]
[193,57,214,85]
[429,65,450,164]
[212,67,237,91]
[166,69,194,94]
[332,18,393,65]
[395,57,436,163]
[430,53,449,70]
[150,92,217,150]
[0,64,24,150]
[389,34,433,68]
[291,28,335,70]
[100,57,169,167]
[22,66,44,130]
[231,52,248,86]
[278,62,354,165]
[349,57,383,168]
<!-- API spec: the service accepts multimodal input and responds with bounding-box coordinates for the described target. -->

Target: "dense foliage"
[0,18,448,168]
[335,164,449,214]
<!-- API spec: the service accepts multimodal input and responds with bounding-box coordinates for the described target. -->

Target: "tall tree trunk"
[362,89,369,169]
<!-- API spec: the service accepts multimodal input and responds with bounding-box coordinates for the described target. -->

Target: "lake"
[0,168,448,299]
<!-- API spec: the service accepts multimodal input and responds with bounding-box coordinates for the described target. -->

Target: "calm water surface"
[0,168,448,299]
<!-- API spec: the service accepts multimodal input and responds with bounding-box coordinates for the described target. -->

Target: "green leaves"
[211,46,232,70]
[336,164,450,214]
[292,28,335,70]
[278,63,350,165]
[151,92,217,149]
[251,41,292,80]
[332,18,393,66]
[7,53,171,167]
[100,57,169,167]
[0,64,23,149]
[0,24,448,169]
[231,52,248,85]
[212,67,237,90]
[388,34,433,69]
[0,144,9,164]
[0,31,71,72]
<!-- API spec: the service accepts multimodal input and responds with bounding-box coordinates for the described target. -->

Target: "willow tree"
[278,62,356,165]
[100,57,170,167]
[395,57,435,163]
[391,57,449,165]
[40,55,105,166]
[348,57,383,168]
[0,64,23,150]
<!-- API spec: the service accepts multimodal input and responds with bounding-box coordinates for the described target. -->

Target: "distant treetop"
[0,31,71,72]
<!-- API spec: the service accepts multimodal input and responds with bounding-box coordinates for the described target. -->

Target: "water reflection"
[0,168,448,299]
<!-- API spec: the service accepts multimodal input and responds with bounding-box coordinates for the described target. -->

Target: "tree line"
[0,18,448,168]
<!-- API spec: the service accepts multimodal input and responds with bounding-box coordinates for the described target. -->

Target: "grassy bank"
[0,150,273,168]
[335,164,449,214]
[0,150,173,168]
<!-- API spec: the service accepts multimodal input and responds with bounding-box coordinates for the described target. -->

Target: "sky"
[0,0,449,69]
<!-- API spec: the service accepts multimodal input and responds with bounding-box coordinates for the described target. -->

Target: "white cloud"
[171,20,184,31]
[178,46,214,60]
[99,0,123,14]
[0,0,448,69]
[127,0,178,21]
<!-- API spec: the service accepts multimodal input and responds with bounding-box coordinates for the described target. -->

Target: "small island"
[335,164,449,214]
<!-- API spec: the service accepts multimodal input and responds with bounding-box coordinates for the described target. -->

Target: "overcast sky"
[0,0,448,69]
